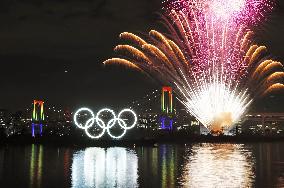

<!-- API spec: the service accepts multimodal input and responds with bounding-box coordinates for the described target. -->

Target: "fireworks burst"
[104,0,283,133]
[163,0,273,24]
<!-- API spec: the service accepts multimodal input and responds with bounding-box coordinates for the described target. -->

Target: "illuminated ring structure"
[74,108,137,139]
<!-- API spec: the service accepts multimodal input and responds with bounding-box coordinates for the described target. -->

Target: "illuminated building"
[44,106,73,137]
[160,87,175,130]
[242,113,284,135]
[0,109,8,129]
[138,113,159,130]
[31,100,45,137]
[7,111,25,136]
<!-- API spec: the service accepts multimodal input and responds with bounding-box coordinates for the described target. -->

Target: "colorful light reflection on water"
[178,144,255,187]
[0,143,284,187]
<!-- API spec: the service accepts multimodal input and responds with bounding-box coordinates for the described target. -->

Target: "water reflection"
[179,144,255,187]
[71,147,138,188]
[0,143,284,187]
[137,145,180,188]
[29,144,43,188]
[254,143,284,187]
[0,148,4,183]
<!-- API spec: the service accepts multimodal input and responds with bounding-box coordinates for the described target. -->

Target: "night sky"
[0,0,283,112]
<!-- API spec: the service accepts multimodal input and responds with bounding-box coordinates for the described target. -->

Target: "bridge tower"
[160,87,174,130]
[31,100,45,137]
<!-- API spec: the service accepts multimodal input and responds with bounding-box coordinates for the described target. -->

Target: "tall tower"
[161,87,173,114]
[160,87,174,130]
[31,100,45,137]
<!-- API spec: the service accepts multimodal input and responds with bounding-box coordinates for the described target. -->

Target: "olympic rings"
[73,107,137,139]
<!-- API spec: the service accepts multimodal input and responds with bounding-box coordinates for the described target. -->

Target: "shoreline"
[1,135,284,147]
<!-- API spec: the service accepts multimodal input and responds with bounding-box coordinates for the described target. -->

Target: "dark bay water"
[0,142,284,188]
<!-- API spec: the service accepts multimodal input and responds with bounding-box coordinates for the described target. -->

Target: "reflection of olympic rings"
[74,107,137,139]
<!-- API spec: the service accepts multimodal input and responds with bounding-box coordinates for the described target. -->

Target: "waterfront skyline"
[0,1,284,187]
[0,0,283,111]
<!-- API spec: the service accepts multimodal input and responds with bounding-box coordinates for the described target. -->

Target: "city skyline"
[0,1,284,187]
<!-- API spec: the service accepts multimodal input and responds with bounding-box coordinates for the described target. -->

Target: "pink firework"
[163,0,274,24]
[160,0,274,87]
